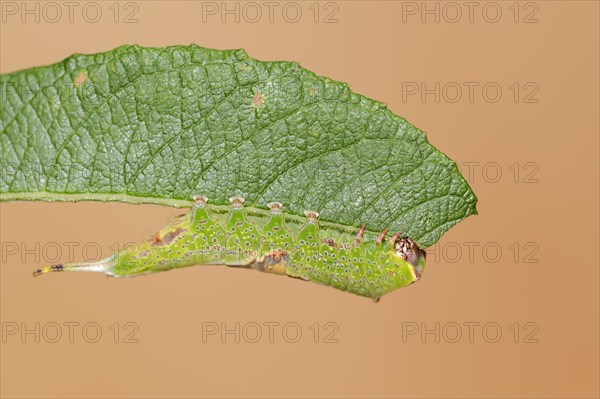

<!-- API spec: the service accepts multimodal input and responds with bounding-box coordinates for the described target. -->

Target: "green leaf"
[0,44,476,247]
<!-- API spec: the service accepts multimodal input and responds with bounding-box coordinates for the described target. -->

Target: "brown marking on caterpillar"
[355,225,366,244]
[255,251,289,275]
[304,210,319,223]
[321,238,337,248]
[150,227,185,247]
[375,229,388,245]
[162,227,185,244]
[389,232,401,246]
[229,196,245,209]
[33,264,63,277]
[267,201,283,214]
[394,236,425,278]
[193,195,208,206]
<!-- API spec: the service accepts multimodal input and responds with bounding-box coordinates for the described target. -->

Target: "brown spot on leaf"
[150,227,185,246]
[320,238,337,248]
[74,71,87,86]
[252,91,264,107]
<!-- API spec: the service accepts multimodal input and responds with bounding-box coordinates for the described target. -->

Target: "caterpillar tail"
[33,256,116,277]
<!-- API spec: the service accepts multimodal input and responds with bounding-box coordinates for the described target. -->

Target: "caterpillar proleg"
[33,196,426,300]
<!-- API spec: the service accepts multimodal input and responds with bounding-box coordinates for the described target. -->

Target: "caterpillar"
[33,196,426,301]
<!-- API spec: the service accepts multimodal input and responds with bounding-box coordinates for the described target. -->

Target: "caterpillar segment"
[33,196,426,300]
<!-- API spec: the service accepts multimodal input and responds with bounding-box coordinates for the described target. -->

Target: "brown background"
[1,1,598,398]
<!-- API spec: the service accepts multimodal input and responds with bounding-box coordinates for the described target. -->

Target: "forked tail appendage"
[33,256,116,277]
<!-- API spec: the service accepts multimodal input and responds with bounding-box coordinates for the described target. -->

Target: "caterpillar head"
[393,235,426,280]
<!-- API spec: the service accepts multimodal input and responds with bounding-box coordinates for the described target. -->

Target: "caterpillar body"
[33,196,426,300]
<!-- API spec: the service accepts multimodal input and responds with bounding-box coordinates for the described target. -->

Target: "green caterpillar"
[33,196,426,301]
